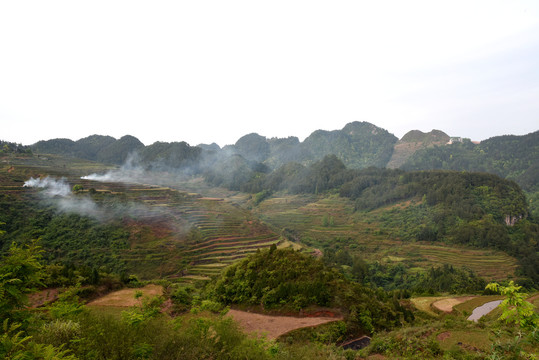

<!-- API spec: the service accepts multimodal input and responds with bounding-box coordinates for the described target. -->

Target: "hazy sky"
[1,1,538,147]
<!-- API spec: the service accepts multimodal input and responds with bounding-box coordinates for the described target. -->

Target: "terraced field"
[2,154,520,283]
[254,194,518,281]
[2,154,280,282]
[76,182,281,281]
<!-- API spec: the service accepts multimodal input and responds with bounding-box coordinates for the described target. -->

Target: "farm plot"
[83,181,281,280]
[226,309,343,340]
[87,284,163,307]
[256,193,519,282]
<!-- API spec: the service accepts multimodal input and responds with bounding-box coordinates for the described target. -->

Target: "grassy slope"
[254,193,518,282]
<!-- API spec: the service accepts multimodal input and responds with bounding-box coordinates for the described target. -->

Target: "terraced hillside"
[1,153,521,284]
[254,194,518,282]
[1,154,280,281]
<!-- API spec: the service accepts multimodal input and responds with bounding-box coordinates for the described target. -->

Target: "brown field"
[432,296,476,313]
[226,309,343,339]
[86,284,163,307]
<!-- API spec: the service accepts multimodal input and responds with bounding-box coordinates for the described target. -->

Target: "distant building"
[447,137,463,144]
[447,137,479,145]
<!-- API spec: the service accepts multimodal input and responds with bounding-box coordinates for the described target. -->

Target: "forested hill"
[29,124,538,200]
[401,131,539,193]
[29,121,398,169]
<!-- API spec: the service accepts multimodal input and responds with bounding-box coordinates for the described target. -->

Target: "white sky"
[1,1,538,147]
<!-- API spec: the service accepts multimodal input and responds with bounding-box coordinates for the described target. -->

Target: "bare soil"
[86,284,163,307]
[28,288,60,308]
[226,309,342,339]
[432,296,476,313]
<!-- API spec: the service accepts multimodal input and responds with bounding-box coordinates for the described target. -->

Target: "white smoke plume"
[81,152,149,183]
[24,177,71,197]
[24,176,190,234]
[24,176,101,219]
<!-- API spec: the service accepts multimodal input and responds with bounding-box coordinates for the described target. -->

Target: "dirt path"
[226,309,342,339]
[432,296,476,313]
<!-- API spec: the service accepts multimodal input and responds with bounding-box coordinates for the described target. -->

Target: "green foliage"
[0,241,43,318]
[367,332,442,359]
[321,213,335,227]
[31,135,145,164]
[15,213,129,274]
[302,121,398,169]
[233,133,270,163]
[171,286,192,306]
[190,300,229,315]
[48,285,86,320]
[1,319,79,360]
[485,281,539,360]
[212,248,340,309]
[211,248,412,333]
[486,281,539,330]
[253,189,273,205]
[0,320,32,359]
[0,244,78,360]
[0,140,31,155]
[140,141,202,170]
[44,311,312,360]
[122,294,164,326]
[402,131,539,190]
[39,320,82,348]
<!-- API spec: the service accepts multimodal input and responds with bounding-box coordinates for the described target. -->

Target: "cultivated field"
[255,194,518,281]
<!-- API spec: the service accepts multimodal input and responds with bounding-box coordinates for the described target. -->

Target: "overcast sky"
[1,1,538,147]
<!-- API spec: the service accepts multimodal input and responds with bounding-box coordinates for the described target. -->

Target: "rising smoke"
[24,177,101,219]
[24,176,71,197]
[24,174,193,236]
[80,151,202,188]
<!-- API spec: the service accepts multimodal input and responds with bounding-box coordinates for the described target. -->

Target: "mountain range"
[29,121,538,191]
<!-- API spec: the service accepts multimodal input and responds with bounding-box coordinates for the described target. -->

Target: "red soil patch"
[226,309,343,340]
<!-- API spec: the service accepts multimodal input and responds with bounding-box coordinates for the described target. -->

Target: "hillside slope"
[386,129,450,168]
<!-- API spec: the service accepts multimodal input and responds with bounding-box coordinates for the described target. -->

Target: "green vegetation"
[401,131,539,216]
[1,124,538,358]
[0,245,380,359]
[0,140,32,155]
[211,247,414,334]
[402,132,539,190]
